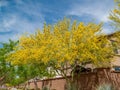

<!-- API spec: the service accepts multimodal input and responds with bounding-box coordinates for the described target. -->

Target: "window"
[114,66,120,72]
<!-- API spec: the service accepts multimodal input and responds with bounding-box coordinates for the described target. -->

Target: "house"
[106,31,120,71]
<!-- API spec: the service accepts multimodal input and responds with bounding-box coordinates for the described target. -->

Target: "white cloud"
[0,0,115,43]
[14,0,24,5]
[66,0,114,22]
[0,0,44,42]
[0,14,44,42]
[3,16,16,28]
[0,0,8,7]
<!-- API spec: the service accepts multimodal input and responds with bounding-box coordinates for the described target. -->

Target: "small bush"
[42,86,49,90]
[96,83,115,90]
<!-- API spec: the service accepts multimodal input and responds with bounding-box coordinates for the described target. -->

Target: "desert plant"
[96,83,115,90]
[42,86,49,90]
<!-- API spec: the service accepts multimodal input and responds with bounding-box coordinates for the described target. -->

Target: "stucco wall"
[28,68,120,90]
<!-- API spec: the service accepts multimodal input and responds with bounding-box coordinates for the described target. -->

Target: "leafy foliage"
[96,83,115,90]
[8,19,114,73]
[109,0,120,30]
[109,0,120,54]
[0,40,19,85]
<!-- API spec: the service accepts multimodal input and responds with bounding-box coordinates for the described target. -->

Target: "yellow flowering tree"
[109,0,120,31]
[109,0,120,52]
[7,19,113,80]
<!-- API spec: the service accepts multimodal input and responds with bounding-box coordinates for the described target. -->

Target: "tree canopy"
[0,40,19,85]
[109,0,120,30]
[109,0,120,52]
[7,19,114,69]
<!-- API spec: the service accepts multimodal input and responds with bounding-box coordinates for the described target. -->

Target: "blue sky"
[0,0,114,45]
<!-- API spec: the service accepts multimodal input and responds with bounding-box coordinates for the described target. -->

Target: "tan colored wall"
[29,81,42,89]
[28,68,120,90]
[29,77,67,90]
[75,73,97,90]
[50,78,66,90]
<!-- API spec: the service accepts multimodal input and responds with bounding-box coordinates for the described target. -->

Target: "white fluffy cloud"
[0,0,115,43]
[66,0,114,22]
[0,0,44,42]
[0,14,44,42]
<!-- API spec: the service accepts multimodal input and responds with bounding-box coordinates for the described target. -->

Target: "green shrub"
[96,83,115,90]
[42,86,49,90]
